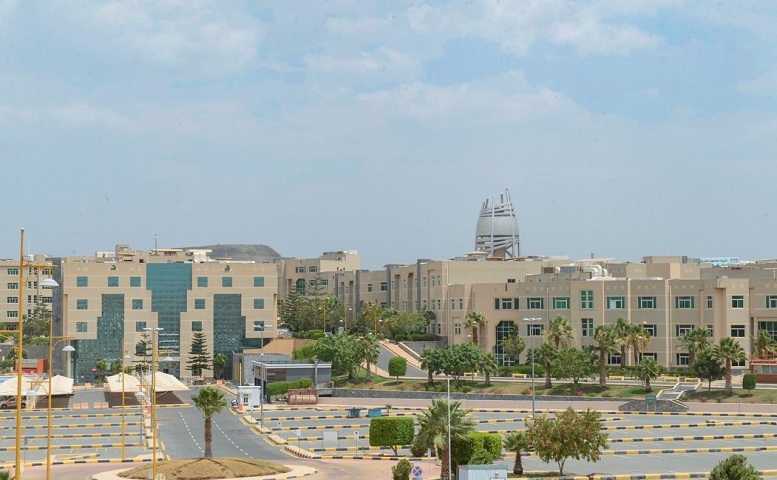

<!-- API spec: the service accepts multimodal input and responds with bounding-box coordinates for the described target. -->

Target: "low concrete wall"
[618,399,688,412]
[402,341,443,356]
[332,388,628,404]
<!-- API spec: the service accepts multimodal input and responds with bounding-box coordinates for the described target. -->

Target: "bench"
[511,373,528,378]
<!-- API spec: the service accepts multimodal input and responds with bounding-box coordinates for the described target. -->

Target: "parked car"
[0,396,26,409]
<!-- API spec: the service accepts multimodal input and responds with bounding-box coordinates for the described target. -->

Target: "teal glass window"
[76,322,88,332]
[222,277,232,287]
[197,276,208,287]
[108,276,119,287]
[76,276,88,287]
[254,298,265,309]
[195,299,205,309]
[132,299,143,310]
[254,276,265,287]
[76,299,88,310]
[130,276,141,287]
[135,321,147,332]
[192,321,203,332]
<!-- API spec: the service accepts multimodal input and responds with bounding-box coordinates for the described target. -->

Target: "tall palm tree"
[614,318,631,368]
[360,334,380,381]
[543,316,576,349]
[191,386,228,458]
[475,352,499,387]
[752,330,776,358]
[534,341,558,389]
[464,311,487,348]
[677,328,712,364]
[712,337,747,395]
[628,325,652,365]
[415,398,475,480]
[503,431,531,475]
[593,325,619,387]
[636,356,662,392]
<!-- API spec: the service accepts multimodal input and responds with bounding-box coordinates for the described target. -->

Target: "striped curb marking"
[612,433,777,443]
[601,420,775,430]
[0,443,145,452]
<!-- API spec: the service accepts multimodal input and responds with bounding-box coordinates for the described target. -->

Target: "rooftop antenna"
[154,233,158,253]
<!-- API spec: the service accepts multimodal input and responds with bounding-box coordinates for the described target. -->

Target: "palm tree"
[677,328,712,364]
[628,325,652,366]
[636,357,662,392]
[475,352,499,387]
[464,311,487,348]
[534,341,558,389]
[752,330,776,358]
[712,337,747,395]
[503,431,531,475]
[213,353,227,380]
[360,334,380,381]
[614,318,631,368]
[543,316,576,349]
[95,359,109,383]
[415,398,475,480]
[191,386,228,457]
[593,325,619,387]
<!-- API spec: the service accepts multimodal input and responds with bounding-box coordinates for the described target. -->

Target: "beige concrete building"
[0,255,55,331]
[278,250,361,298]
[59,244,277,383]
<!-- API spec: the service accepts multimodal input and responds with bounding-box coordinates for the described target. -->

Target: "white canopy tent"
[106,373,141,393]
[0,375,74,396]
[143,371,189,392]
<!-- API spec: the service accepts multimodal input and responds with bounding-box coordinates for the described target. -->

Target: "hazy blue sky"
[2,1,776,269]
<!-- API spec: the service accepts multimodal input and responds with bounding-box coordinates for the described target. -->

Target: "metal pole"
[144,327,162,479]
[46,332,53,480]
[260,324,264,429]
[523,317,541,420]
[121,352,127,460]
[15,228,25,480]
[447,377,451,480]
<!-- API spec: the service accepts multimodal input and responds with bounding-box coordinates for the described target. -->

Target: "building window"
[6,283,18,290]
[766,296,777,309]
[222,277,232,287]
[580,290,593,309]
[675,296,695,309]
[643,324,657,337]
[135,321,147,332]
[676,353,690,366]
[640,352,658,361]
[581,318,594,337]
[527,324,544,336]
[6,297,18,304]
[295,266,305,273]
[130,276,141,287]
[380,282,388,292]
[76,322,88,333]
[195,299,205,309]
[309,266,317,273]
[6,311,17,318]
[552,297,569,309]
[607,353,621,365]
[253,321,268,331]
[606,297,625,309]
[676,325,693,336]
[454,323,461,335]
[76,299,88,310]
[367,284,373,292]
[197,276,208,288]
[7,268,18,276]
[295,279,305,294]
[132,299,143,310]
[254,277,265,287]
[192,321,203,332]
[706,296,713,308]
[495,298,515,310]
[732,357,746,367]
[254,298,265,309]
[76,276,88,287]
[731,296,744,309]
[638,296,656,309]
[731,325,746,337]
[527,298,544,310]
[108,276,119,287]
[458,299,464,309]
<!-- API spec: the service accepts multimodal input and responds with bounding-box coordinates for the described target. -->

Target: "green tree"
[359,334,380,381]
[593,324,619,387]
[690,350,725,392]
[636,356,663,392]
[743,373,757,396]
[501,332,525,364]
[614,318,631,368]
[535,341,558,389]
[212,353,227,380]
[475,352,499,387]
[527,407,609,476]
[369,416,414,455]
[503,431,531,475]
[553,348,596,386]
[388,356,407,383]
[23,300,52,340]
[292,343,317,361]
[135,332,152,373]
[712,337,747,395]
[543,315,576,349]
[678,328,713,364]
[186,332,212,377]
[627,325,652,365]
[415,399,475,480]
[314,333,362,380]
[752,330,776,358]
[709,454,761,480]
[392,458,412,480]
[440,343,481,385]
[464,311,487,348]
[7,346,27,361]
[191,386,228,458]
[420,347,444,385]
[94,359,109,383]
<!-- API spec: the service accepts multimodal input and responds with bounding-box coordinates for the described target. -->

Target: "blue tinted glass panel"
[197,277,208,287]
[222,277,232,287]
[130,276,141,287]
[76,276,88,287]
[254,277,264,287]
[108,276,119,287]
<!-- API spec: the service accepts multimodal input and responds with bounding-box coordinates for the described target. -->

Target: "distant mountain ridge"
[183,244,281,263]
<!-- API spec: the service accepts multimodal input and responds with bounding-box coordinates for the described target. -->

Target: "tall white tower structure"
[474,189,520,259]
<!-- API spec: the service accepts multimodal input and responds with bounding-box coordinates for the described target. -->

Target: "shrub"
[392,459,412,480]
[394,333,407,342]
[308,330,326,340]
[743,373,757,395]
[709,454,761,480]
[265,378,313,396]
[388,356,408,381]
[453,432,502,465]
[371,417,415,455]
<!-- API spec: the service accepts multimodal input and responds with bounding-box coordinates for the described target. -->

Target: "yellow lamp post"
[143,327,163,479]
[121,352,131,460]
[46,334,73,480]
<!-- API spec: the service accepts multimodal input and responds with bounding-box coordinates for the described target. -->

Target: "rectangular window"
[676,325,693,336]
[580,290,594,309]
[6,311,18,318]
[135,321,146,332]
[731,295,744,309]
[527,324,544,336]
[6,297,18,304]
[422,277,427,287]
[194,299,205,309]
[76,322,88,333]
[222,277,232,287]
[454,323,461,335]
[367,284,373,292]
[643,324,657,337]
[552,297,569,309]
[108,276,119,287]
[640,352,658,361]
[253,277,265,287]
[606,297,625,309]
[676,353,690,366]
[607,353,622,365]
[7,268,18,276]
[527,298,544,310]
[308,266,317,273]
[731,325,746,337]
[295,266,305,273]
[76,299,88,310]
[767,296,777,309]
[501,298,514,310]
[130,276,141,287]
[6,283,18,290]
[192,321,203,332]
[132,299,143,310]
[732,357,746,367]
[706,296,713,308]
[459,299,464,309]
[380,282,388,291]
[581,318,594,337]
[638,296,656,309]
[76,276,88,287]
[254,298,265,309]
[253,321,268,331]
[197,276,208,287]
[675,296,695,309]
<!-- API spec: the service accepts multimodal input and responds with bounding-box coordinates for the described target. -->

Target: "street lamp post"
[143,327,163,479]
[523,317,542,420]
[121,352,131,460]
[253,322,273,429]
[46,334,73,480]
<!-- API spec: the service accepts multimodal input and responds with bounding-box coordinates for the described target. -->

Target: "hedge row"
[265,378,313,396]
[369,417,415,453]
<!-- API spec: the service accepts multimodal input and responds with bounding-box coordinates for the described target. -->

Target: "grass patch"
[118,458,290,480]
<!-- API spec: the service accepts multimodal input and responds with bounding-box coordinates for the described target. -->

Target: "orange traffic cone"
[237,402,244,413]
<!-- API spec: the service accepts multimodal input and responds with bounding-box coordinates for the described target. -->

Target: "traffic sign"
[646,394,657,405]
[412,466,423,476]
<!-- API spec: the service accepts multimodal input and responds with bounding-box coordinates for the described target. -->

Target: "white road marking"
[178,411,204,454]
[214,420,254,459]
